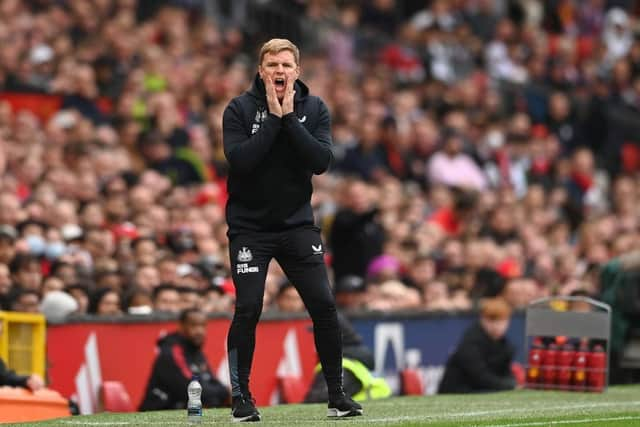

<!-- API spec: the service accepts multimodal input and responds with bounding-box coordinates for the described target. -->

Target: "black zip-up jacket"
[222,74,333,236]
[438,322,516,394]
[139,333,229,411]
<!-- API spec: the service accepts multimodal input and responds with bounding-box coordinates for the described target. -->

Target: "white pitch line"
[484,415,640,427]
[61,422,187,425]
[57,400,640,426]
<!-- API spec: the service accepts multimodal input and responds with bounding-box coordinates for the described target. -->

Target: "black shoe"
[327,394,363,418]
[232,395,261,422]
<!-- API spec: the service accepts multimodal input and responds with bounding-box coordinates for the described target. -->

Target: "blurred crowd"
[1,0,640,321]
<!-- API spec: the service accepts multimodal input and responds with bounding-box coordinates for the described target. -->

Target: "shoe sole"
[327,408,364,417]
[232,413,261,422]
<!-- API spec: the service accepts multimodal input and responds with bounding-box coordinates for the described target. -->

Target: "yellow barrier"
[0,311,46,378]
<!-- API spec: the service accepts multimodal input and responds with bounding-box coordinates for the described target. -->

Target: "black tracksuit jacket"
[438,322,516,393]
[139,333,229,410]
[222,74,333,237]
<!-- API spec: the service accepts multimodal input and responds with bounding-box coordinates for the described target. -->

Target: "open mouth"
[274,78,285,89]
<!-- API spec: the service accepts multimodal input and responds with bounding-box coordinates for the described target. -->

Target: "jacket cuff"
[281,113,298,126]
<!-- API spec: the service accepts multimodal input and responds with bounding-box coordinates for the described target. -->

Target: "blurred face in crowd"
[54,263,77,286]
[80,203,104,228]
[42,276,65,295]
[14,260,43,291]
[179,289,201,310]
[135,265,160,291]
[158,258,178,285]
[0,236,16,264]
[97,290,122,316]
[68,287,89,314]
[345,181,371,214]
[180,311,207,348]
[259,49,299,101]
[133,238,157,266]
[154,288,180,313]
[0,194,22,226]
[276,285,305,313]
[0,263,11,295]
[13,291,40,313]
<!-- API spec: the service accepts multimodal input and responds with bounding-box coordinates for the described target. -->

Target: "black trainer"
[327,394,363,418]
[232,395,261,422]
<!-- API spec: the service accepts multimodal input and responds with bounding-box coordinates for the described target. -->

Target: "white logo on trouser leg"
[312,244,322,254]
[238,247,253,262]
[237,263,259,274]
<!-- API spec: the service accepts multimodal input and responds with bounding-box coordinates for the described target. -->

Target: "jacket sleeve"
[454,341,516,391]
[0,358,28,388]
[282,98,333,174]
[223,100,282,174]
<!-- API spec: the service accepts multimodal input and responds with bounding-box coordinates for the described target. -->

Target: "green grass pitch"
[15,385,640,426]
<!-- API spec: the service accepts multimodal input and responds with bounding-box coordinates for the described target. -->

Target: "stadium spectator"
[333,275,369,310]
[10,289,41,314]
[88,288,122,316]
[177,286,202,310]
[152,284,181,314]
[329,179,385,283]
[274,281,305,313]
[139,308,229,411]
[438,298,516,394]
[0,225,17,264]
[9,254,43,293]
[66,284,90,315]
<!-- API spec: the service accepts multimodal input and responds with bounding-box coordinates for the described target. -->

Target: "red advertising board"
[46,318,317,412]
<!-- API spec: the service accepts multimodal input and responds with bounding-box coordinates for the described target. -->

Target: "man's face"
[180,291,201,310]
[481,317,510,341]
[181,312,207,347]
[0,238,15,264]
[14,293,40,313]
[15,262,42,291]
[258,50,299,100]
[154,290,180,313]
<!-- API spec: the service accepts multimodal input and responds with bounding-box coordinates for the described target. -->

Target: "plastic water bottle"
[187,375,203,424]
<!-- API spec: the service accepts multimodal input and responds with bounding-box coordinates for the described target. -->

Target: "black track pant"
[227,225,343,398]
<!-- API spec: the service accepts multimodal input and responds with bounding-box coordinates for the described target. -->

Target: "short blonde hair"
[259,38,300,66]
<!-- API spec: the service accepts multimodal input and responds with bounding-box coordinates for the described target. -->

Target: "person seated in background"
[139,308,229,411]
[438,297,516,394]
[0,321,44,390]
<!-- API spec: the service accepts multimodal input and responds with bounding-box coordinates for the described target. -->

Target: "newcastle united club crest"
[237,247,253,262]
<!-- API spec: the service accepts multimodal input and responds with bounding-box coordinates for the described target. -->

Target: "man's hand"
[282,78,295,116]
[265,77,283,117]
[27,374,45,391]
